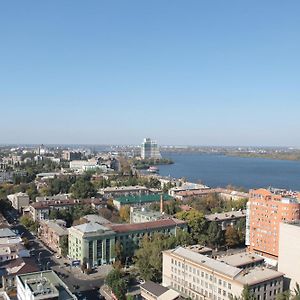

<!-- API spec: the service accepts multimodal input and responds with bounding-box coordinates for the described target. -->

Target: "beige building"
[38,220,68,254]
[7,193,29,212]
[162,247,284,300]
[278,222,300,290]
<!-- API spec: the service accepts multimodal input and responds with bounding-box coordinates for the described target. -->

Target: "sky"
[0,1,300,146]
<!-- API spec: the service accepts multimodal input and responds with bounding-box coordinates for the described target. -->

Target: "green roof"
[116,194,172,204]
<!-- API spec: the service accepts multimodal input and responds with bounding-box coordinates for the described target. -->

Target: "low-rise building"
[0,258,39,291]
[70,160,98,171]
[130,207,169,224]
[16,270,77,300]
[113,194,173,211]
[205,210,246,231]
[68,218,187,267]
[0,228,22,247]
[7,193,29,213]
[29,198,105,221]
[38,220,68,254]
[278,221,300,290]
[162,247,284,300]
[141,281,181,300]
[99,185,150,199]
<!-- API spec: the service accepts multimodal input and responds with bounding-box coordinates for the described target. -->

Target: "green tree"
[207,221,224,248]
[59,235,68,257]
[20,215,38,233]
[176,209,208,243]
[70,176,96,199]
[225,226,240,248]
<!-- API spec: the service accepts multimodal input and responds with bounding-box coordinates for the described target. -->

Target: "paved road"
[12,222,105,300]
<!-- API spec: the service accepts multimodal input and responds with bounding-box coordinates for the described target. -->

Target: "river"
[158,152,300,190]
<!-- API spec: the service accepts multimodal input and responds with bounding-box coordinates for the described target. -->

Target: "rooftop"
[218,252,264,268]
[205,210,246,222]
[73,222,113,234]
[116,193,172,204]
[100,185,149,192]
[165,247,241,278]
[132,209,167,219]
[235,266,284,285]
[0,228,16,238]
[31,198,103,209]
[109,218,186,233]
[17,270,76,300]
[41,220,68,236]
[141,281,168,297]
[82,214,111,225]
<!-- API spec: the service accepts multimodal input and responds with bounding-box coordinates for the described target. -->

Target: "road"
[11,221,105,300]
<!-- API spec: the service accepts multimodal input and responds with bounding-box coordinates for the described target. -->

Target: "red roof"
[108,218,186,233]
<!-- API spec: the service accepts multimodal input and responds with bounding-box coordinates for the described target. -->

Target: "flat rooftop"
[17,270,76,300]
[235,266,284,285]
[166,247,241,278]
[205,210,246,222]
[109,218,186,233]
[115,193,172,204]
[218,252,264,268]
[0,228,16,238]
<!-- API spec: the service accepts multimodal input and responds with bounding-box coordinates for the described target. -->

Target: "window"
[228,283,231,290]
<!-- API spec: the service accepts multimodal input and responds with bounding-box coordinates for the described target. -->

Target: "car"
[138,279,145,284]
[55,255,61,259]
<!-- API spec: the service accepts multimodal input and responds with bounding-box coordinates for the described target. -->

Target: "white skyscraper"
[141,138,161,159]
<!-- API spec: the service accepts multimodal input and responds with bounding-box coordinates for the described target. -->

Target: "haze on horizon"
[1,1,299,147]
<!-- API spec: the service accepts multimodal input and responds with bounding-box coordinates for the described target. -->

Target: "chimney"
[160,194,164,213]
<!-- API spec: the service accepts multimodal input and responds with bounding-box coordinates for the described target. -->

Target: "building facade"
[141,138,161,159]
[68,218,187,267]
[163,247,284,300]
[7,193,29,213]
[16,270,77,300]
[246,188,300,259]
[38,220,68,255]
[278,222,300,290]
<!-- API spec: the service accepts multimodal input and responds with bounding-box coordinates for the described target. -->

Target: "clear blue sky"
[1,1,299,146]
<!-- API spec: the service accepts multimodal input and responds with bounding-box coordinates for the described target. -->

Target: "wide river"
[158,152,300,190]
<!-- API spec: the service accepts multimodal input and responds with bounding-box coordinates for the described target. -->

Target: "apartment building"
[163,247,284,300]
[278,221,300,290]
[246,188,300,260]
[99,185,150,199]
[141,138,161,159]
[205,210,246,231]
[29,198,105,221]
[7,193,29,213]
[38,220,68,254]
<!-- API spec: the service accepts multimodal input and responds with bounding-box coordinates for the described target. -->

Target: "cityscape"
[1,1,300,300]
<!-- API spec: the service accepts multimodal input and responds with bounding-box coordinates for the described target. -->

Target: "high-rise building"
[246,188,300,260]
[278,221,300,290]
[141,138,161,159]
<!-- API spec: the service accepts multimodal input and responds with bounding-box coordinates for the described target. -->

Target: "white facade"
[278,222,300,290]
[141,138,162,159]
[7,193,29,212]
[162,247,283,300]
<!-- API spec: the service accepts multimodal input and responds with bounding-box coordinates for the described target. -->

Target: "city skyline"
[1,1,300,146]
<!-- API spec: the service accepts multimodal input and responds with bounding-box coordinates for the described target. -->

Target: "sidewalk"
[70,264,113,280]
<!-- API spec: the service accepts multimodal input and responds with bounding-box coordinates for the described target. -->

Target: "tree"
[105,269,128,300]
[20,215,38,233]
[120,205,130,222]
[207,221,224,248]
[59,236,68,257]
[70,176,96,199]
[225,226,240,248]
[276,291,291,300]
[176,209,208,243]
